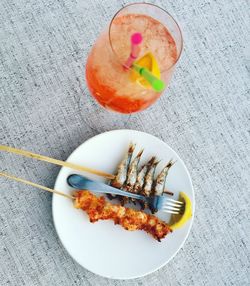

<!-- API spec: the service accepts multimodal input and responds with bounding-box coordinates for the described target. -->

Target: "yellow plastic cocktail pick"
[130,52,161,88]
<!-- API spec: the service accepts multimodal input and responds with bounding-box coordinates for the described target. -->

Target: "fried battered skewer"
[0,171,171,241]
[74,190,172,241]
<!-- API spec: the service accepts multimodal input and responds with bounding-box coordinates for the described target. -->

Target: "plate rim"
[52,129,195,279]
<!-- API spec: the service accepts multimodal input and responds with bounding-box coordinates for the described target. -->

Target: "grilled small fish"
[153,160,174,196]
[125,149,144,193]
[140,159,159,209]
[110,143,135,189]
[133,156,155,195]
[109,143,135,200]
[141,159,159,197]
[121,149,143,205]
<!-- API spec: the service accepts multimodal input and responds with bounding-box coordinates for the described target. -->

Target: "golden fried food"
[74,190,172,241]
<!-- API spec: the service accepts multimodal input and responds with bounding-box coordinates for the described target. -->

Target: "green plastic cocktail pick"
[132,63,166,92]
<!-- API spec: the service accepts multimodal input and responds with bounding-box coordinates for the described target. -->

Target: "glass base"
[77,91,131,132]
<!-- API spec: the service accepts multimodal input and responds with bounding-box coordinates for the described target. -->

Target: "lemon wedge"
[130,52,161,88]
[169,192,192,230]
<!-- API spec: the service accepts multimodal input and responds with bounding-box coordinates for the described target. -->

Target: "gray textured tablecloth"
[0,0,249,285]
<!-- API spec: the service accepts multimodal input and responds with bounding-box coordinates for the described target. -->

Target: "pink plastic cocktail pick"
[123,32,143,69]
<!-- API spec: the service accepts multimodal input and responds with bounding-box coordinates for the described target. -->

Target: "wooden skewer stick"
[0,171,74,200]
[163,189,174,196]
[0,145,115,180]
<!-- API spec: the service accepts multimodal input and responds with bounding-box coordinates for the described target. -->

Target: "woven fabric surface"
[0,0,249,285]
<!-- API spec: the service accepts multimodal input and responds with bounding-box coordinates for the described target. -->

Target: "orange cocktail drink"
[86,3,183,114]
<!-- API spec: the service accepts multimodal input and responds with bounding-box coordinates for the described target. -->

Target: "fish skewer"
[110,144,176,212]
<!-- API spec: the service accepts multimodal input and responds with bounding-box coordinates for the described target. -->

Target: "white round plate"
[53,130,195,279]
